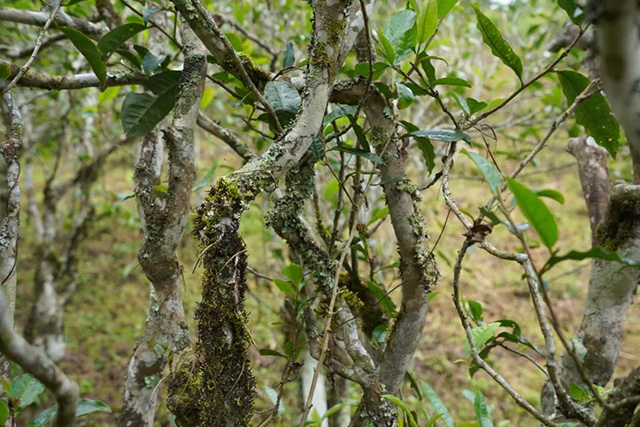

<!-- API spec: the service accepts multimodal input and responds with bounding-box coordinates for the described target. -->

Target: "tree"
[1,0,640,426]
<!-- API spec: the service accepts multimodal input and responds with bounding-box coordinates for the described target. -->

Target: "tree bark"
[119,24,205,427]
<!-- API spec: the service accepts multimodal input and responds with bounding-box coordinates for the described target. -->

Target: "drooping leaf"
[422,382,454,427]
[507,178,558,249]
[383,9,417,62]
[282,41,295,68]
[410,128,471,143]
[75,399,112,417]
[557,70,620,158]
[381,395,418,427]
[542,247,640,275]
[97,23,146,57]
[472,6,523,81]
[403,121,436,172]
[438,0,459,18]
[98,86,120,103]
[60,27,106,84]
[115,49,141,69]
[417,0,438,45]
[377,30,396,64]
[259,348,288,358]
[144,70,181,94]
[461,149,503,195]
[264,80,301,126]
[142,51,167,76]
[121,87,178,136]
[396,82,414,109]
[10,374,45,411]
[0,401,7,425]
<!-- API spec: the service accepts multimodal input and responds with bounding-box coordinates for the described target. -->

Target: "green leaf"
[396,82,414,109]
[97,23,146,57]
[535,189,565,204]
[556,70,620,158]
[557,0,584,24]
[282,263,304,288]
[410,128,471,143]
[422,382,454,427]
[273,278,297,298]
[60,27,106,84]
[264,81,301,126]
[403,121,436,172]
[368,281,396,317]
[383,9,417,62]
[324,105,357,125]
[263,386,285,416]
[432,77,471,88]
[193,162,218,192]
[437,0,459,18]
[10,374,45,411]
[473,391,493,427]
[368,206,389,226]
[75,399,111,417]
[0,62,11,85]
[98,86,120,103]
[259,348,288,358]
[115,49,141,69]
[467,97,488,115]
[461,149,502,195]
[467,300,484,322]
[372,324,387,343]
[29,406,57,426]
[330,146,384,164]
[377,30,396,64]
[381,395,418,427]
[144,70,181,94]
[0,401,8,425]
[507,178,558,249]
[466,322,501,354]
[417,0,438,45]
[121,87,178,136]
[542,247,640,275]
[472,7,523,81]
[282,41,295,68]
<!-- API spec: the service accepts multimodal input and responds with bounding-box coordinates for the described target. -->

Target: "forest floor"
[13,132,640,426]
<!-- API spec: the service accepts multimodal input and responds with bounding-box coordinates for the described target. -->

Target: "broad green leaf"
[417,0,438,45]
[410,128,471,143]
[557,0,584,24]
[282,41,295,68]
[10,374,45,411]
[535,189,565,204]
[377,30,396,64]
[121,88,178,136]
[396,82,414,109]
[466,322,501,354]
[368,281,396,317]
[372,324,387,343]
[330,146,384,164]
[199,87,215,109]
[569,383,590,402]
[422,382,454,427]
[97,23,146,57]
[467,97,488,115]
[264,81,301,126]
[381,395,418,427]
[0,401,8,425]
[273,278,297,297]
[282,263,304,288]
[383,9,417,62]
[263,386,285,416]
[472,7,523,81]
[144,70,181,94]
[437,0,459,18]
[60,27,106,84]
[403,121,436,172]
[432,77,471,88]
[507,178,558,249]
[98,86,120,103]
[29,406,57,426]
[473,391,493,427]
[461,149,502,195]
[542,247,640,275]
[467,300,484,322]
[557,70,620,158]
[116,49,141,69]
